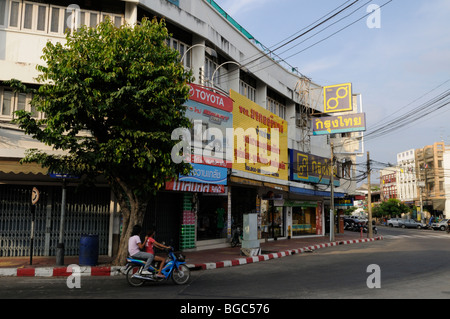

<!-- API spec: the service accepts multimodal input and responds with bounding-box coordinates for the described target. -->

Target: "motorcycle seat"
[128,255,147,261]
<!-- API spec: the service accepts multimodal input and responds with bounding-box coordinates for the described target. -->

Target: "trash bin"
[79,234,99,266]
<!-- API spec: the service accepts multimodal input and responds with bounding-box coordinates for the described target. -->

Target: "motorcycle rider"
[145,229,171,278]
[128,225,154,275]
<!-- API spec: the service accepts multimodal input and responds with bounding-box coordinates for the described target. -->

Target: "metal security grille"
[0,184,110,257]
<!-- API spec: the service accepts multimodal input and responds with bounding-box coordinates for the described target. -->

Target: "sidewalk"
[0,232,383,277]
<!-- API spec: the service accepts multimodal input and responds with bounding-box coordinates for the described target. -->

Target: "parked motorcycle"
[352,222,364,232]
[125,248,190,287]
[363,223,378,234]
[344,221,353,231]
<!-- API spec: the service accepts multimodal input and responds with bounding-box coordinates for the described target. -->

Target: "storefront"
[260,203,285,239]
[197,192,228,240]
[163,83,233,249]
[286,200,319,236]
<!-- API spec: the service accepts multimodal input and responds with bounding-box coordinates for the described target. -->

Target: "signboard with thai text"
[231,90,288,181]
[165,180,225,193]
[312,113,366,136]
[289,149,340,186]
[178,163,227,185]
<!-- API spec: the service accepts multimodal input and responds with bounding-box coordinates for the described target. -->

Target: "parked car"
[350,215,368,223]
[399,219,426,229]
[387,218,403,227]
[431,219,449,231]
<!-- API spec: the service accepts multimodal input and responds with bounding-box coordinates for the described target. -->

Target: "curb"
[0,265,125,278]
[0,236,383,277]
[186,236,384,270]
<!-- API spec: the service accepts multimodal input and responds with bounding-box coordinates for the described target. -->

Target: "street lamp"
[211,61,242,93]
[180,44,217,63]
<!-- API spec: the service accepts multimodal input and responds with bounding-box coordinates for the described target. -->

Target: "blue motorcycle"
[125,248,190,287]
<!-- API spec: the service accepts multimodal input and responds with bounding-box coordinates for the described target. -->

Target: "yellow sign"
[323,83,352,113]
[230,90,288,181]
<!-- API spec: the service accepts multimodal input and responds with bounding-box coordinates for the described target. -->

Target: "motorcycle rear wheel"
[126,265,145,287]
[172,264,190,285]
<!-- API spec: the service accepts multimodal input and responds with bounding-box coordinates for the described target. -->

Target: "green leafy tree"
[374,199,409,218]
[10,18,193,265]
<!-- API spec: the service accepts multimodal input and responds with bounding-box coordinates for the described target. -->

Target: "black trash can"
[79,234,99,266]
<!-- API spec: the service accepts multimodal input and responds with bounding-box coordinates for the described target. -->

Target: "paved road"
[2,226,450,302]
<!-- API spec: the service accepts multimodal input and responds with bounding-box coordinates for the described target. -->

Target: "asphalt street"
[1,226,450,302]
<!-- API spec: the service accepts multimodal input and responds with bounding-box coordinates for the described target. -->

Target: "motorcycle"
[352,222,363,232]
[125,248,191,287]
[230,225,243,247]
[344,221,353,231]
[363,223,378,234]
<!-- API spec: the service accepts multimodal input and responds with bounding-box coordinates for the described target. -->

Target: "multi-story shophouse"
[0,0,360,258]
[415,142,447,218]
[380,168,397,201]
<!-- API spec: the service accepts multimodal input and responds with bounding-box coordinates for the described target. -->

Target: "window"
[21,2,47,32]
[0,87,39,119]
[101,12,122,28]
[9,0,20,28]
[1,89,12,116]
[1,1,123,35]
[239,80,256,102]
[204,57,219,87]
[49,5,62,33]
[89,12,98,27]
[168,38,191,69]
[267,97,286,119]
[0,0,6,26]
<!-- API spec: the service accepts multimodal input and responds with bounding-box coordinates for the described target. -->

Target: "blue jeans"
[132,251,154,270]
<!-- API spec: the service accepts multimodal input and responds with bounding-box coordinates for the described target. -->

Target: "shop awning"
[0,159,47,175]
[290,186,346,198]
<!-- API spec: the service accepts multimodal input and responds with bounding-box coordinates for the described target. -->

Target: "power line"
[214,0,393,92]
[213,0,367,83]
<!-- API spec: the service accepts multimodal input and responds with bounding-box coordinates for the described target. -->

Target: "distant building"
[380,168,397,200]
[415,142,446,216]
[396,149,416,204]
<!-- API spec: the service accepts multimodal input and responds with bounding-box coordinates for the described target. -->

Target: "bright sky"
[213,0,450,174]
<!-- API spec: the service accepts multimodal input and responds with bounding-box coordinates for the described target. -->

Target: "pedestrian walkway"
[382,233,450,240]
[0,232,383,277]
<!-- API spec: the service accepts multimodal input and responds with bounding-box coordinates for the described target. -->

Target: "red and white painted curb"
[186,236,384,271]
[0,265,125,277]
[0,236,383,277]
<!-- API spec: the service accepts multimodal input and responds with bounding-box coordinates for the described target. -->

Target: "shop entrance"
[197,194,228,241]
[292,206,316,236]
[231,186,257,231]
[261,202,285,239]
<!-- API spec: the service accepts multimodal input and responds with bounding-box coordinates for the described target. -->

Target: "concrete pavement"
[0,232,383,277]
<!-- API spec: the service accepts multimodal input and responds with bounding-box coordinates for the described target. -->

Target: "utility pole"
[330,142,335,242]
[367,151,373,238]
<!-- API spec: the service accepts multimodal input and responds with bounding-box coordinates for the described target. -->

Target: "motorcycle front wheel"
[172,264,191,285]
[126,265,145,287]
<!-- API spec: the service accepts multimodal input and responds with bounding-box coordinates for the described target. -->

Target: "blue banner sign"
[179,164,227,185]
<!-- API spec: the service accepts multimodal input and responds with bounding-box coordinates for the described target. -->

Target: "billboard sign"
[312,113,366,135]
[289,149,340,186]
[323,83,352,113]
[230,90,288,181]
[178,163,227,185]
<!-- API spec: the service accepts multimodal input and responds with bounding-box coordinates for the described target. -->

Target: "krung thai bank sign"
[323,82,353,113]
[312,113,366,135]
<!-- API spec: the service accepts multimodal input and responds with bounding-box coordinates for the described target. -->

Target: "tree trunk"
[112,196,148,266]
